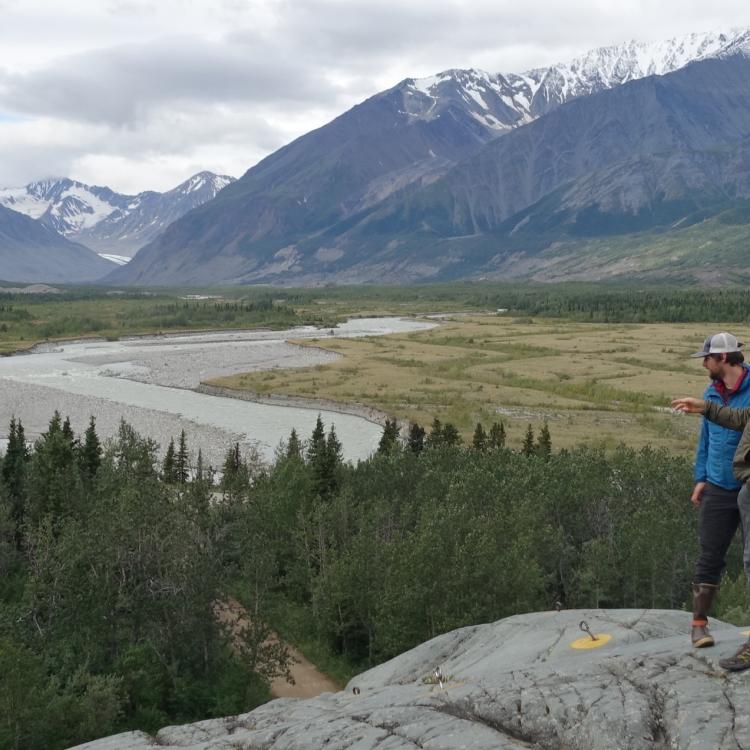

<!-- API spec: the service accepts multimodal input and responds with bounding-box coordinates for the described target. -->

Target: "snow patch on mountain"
[98,253,130,265]
[405,28,750,136]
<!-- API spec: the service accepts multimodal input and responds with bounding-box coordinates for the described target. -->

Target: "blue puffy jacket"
[695,364,750,490]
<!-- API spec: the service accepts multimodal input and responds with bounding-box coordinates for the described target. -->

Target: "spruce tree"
[407,422,425,454]
[176,429,189,484]
[441,423,461,447]
[2,417,28,549]
[46,411,62,437]
[306,415,326,466]
[425,418,443,449]
[536,421,552,460]
[522,424,536,456]
[286,428,302,460]
[62,416,75,444]
[488,421,506,450]
[321,425,343,496]
[162,438,176,483]
[472,423,487,452]
[377,418,400,455]
[195,448,205,483]
[80,416,102,480]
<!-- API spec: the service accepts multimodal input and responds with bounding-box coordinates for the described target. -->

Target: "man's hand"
[691,481,706,507]
[672,397,706,414]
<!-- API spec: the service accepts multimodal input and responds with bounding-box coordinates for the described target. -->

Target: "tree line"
[1,411,746,748]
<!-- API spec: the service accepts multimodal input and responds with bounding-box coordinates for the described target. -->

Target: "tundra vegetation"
[211,313,735,454]
[2,411,750,749]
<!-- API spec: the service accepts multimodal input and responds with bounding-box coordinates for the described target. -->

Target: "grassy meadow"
[209,313,735,454]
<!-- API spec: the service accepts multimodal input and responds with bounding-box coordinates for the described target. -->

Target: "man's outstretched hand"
[671,397,706,414]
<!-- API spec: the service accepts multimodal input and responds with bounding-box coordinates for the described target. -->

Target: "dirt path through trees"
[217,598,341,699]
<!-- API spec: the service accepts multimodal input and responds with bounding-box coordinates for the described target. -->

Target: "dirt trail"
[216,598,341,699]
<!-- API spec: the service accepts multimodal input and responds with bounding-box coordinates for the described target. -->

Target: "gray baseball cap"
[689,332,744,358]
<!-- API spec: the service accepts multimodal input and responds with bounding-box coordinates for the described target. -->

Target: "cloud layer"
[1,0,749,192]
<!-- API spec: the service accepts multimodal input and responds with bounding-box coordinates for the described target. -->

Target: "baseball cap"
[689,332,744,358]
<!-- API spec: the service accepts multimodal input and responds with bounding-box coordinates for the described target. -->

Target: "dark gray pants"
[694,482,741,585]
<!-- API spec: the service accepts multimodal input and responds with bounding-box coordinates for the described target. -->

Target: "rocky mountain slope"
[112,49,750,285]
[71,608,750,749]
[0,171,234,259]
[0,205,116,283]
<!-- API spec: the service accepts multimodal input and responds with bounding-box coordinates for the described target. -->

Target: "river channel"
[0,317,435,466]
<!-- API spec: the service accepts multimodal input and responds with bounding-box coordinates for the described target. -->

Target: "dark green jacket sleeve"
[703,401,750,431]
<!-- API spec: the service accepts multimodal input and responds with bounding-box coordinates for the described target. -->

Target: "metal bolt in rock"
[434,667,445,690]
[579,620,598,641]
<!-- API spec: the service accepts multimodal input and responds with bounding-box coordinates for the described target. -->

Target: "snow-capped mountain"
[111,28,750,287]
[401,28,750,133]
[0,171,235,258]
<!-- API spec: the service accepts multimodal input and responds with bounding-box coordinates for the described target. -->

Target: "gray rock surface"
[69,608,750,749]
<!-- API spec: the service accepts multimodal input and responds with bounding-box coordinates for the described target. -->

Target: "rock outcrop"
[70,608,750,749]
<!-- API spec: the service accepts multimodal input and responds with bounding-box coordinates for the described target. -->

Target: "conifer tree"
[441,423,462,447]
[377,418,400,455]
[321,425,343,495]
[176,429,189,484]
[46,411,62,437]
[27,412,81,524]
[80,416,102,480]
[536,421,552,460]
[326,425,342,466]
[2,417,28,549]
[220,442,247,496]
[224,443,242,475]
[522,424,536,456]
[286,428,302,460]
[407,422,425,454]
[195,448,205,483]
[306,415,326,466]
[472,423,487,452]
[488,421,506,450]
[162,438,176,483]
[425,418,443,449]
[62,416,75,444]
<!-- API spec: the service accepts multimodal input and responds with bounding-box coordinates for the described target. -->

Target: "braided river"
[0,317,435,466]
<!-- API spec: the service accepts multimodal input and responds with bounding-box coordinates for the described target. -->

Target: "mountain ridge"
[111,49,750,286]
[0,204,116,283]
[0,171,235,258]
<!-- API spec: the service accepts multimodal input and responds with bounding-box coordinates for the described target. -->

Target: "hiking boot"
[720,640,750,671]
[691,582,719,648]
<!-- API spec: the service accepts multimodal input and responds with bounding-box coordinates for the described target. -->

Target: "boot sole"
[692,636,715,648]
[720,660,750,671]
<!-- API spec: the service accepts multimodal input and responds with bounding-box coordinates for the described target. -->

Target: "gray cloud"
[1,0,750,192]
[0,34,341,126]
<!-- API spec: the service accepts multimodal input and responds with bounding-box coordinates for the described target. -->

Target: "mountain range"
[109,28,750,286]
[5,28,750,286]
[0,171,234,264]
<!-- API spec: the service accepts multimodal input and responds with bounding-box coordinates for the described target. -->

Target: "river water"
[0,318,435,466]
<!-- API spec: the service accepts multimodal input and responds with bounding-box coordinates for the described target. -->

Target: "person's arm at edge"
[672,397,750,431]
[703,401,750,432]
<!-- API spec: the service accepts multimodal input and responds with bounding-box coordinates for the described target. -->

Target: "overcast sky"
[1,0,749,194]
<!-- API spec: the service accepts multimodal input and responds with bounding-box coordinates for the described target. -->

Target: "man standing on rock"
[684,332,750,650]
